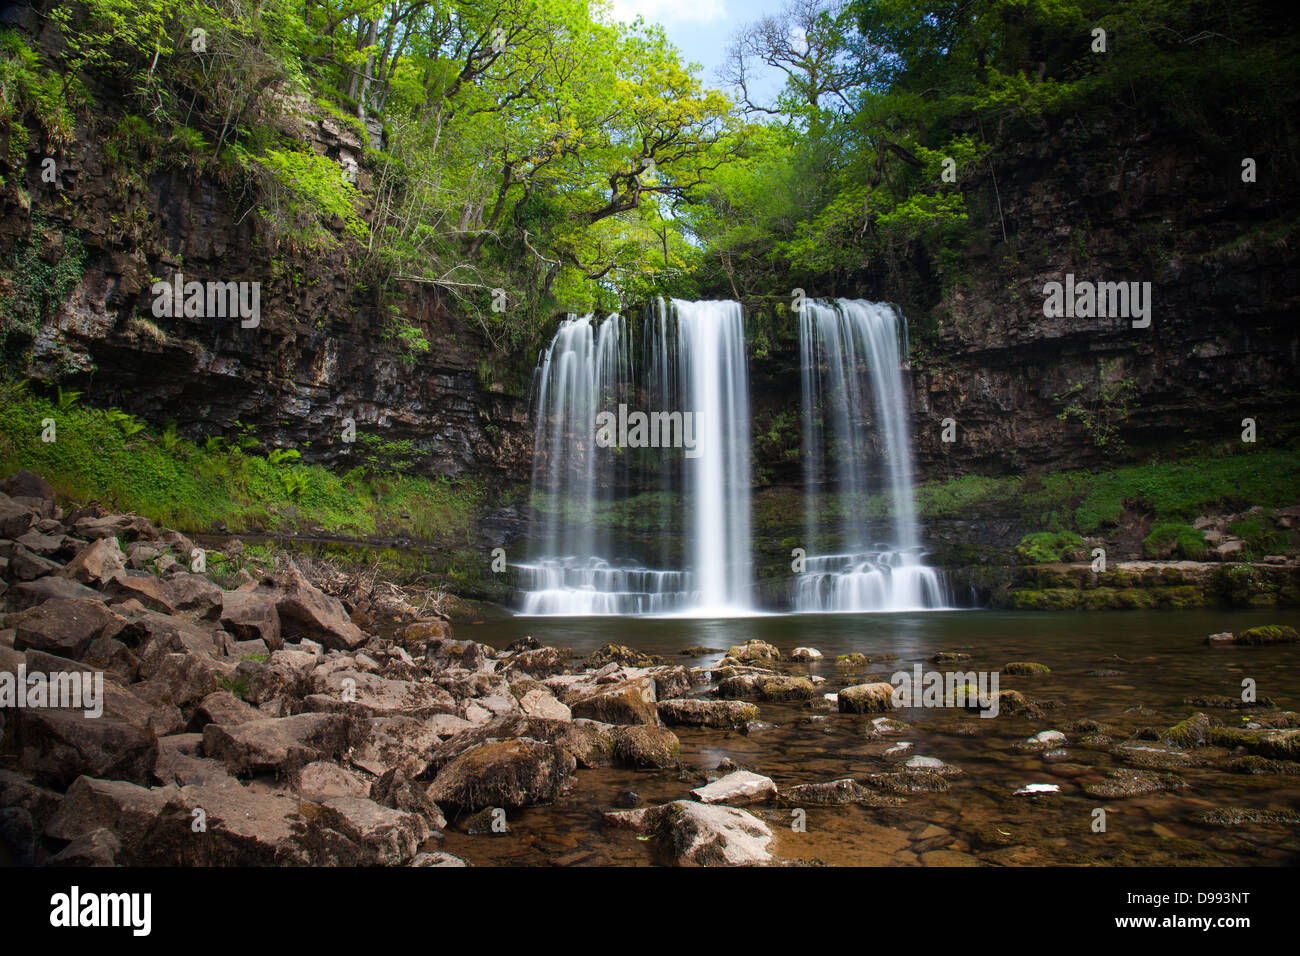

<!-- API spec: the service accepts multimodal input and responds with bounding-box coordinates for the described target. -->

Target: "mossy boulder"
[611,725,681,769]
[1233,625,1298,645]
[837,682,895,714]
[724,640,780,663]
[1004,661,1051,675]
[757,676,815,702]
[657,698,758,729]
[835,652,870,670]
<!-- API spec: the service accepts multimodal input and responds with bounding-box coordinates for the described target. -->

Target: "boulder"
[513,684,572,721]
[103,571,178,614]
[296,761,372,799]
[12,598,127,660]
[165,572,224,620]
[586,643,655,668]
[370,768,446,829]
[50,828,121,866]
[691,770,776,806]
[349,715,458,778]
[757,675,815,701]
[9,576,102,609]
[308,668,458,718]
[44,775,175,847]
[499,646,569,679]
[310,796,430,866]
[273,568,366,650]
[0,493,36,538]
[791,647,823,661]
[219,588,282,649]
[427,738,575,810]
[838,682,897,714]
[658,698,759,729]
[73,514,156,541]
[610,725,681,769]
[8,546,60,580]
[17,710,157,787]
[202,713,355,777]
[59,537,125,586]
[569,677,659,725]
[194,691,263,729]
[1,470,54,503]
[604,800,773,866]
[724,640,780,664]
[776,778,903,807]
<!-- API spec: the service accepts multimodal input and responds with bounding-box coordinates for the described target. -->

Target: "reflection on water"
[443,609,1300,866]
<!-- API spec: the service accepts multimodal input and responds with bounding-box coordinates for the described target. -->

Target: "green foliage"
[0,214,87,367]
[1055,364,1139,450]
[0,383,482,545]
[1015,531,1085,564]
[254,147,368,247]
[1142,522,1207,560]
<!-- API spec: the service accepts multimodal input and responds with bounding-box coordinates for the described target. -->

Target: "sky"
[603,0,792,99]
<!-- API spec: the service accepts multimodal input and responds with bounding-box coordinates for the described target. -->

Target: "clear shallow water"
[443,609,1300,866]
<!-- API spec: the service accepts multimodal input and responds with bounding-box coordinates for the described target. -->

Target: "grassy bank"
[0,381,485,549]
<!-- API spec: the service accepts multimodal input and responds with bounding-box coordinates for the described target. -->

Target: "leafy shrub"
[1015,531,1085,564]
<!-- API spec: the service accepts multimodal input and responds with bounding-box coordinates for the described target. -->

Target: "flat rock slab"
[691,770,776,806]
[657,698,758,729]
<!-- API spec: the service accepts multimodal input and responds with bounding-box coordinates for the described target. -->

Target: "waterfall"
[516,299,753,615]
[794,299,947,612]
[674,299,753,612]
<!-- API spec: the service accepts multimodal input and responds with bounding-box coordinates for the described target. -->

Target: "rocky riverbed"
[2,469,1298,866]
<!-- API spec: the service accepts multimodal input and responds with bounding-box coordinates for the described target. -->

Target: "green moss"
[1004,661,1051,675]
[1015,531,1085,563]
[0,384,484,549]
[1143,522,1207,560]
[1009,588,1081,610]
[1233,625,1299,646]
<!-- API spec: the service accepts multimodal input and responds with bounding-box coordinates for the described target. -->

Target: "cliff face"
[908,110,1300,480]
[744,104,1300,491]
[0,52,532,490]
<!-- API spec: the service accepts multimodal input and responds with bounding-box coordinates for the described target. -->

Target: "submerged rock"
[775,778,903,807]
[1004,661,1051,675]
[1083,769,1187,799]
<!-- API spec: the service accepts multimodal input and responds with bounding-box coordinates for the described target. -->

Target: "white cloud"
[605,0,728,26]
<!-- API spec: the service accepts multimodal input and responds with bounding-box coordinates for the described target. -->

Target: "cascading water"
[516,299,753,615]
[795,299,947,612]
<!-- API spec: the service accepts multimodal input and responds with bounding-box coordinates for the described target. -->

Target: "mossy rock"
[1004,661,1051,675]
[1164,712,1216,747]
[611,725,681,769]
[757,676,815,702]
[835,652,870,670]
[724,640,780,663]
[1233,625,1299,645]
